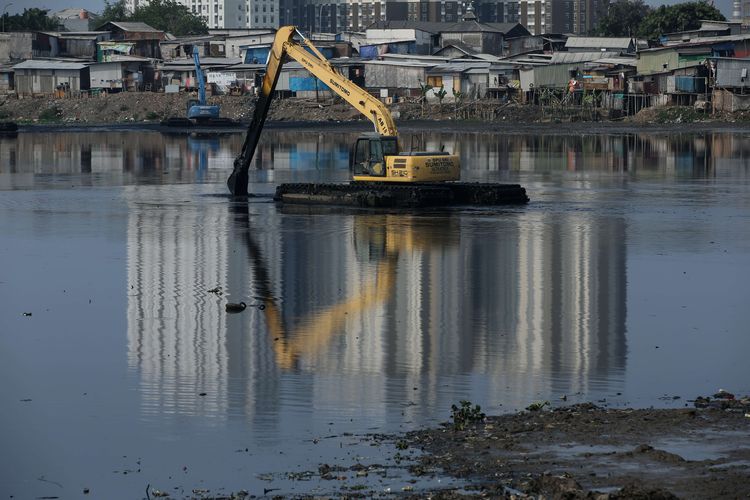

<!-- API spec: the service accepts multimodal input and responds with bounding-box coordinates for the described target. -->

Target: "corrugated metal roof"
[472,53,502,62]
[565,37,633,49]
[442,20,503,33]
[486,23,526,34]
[435,41,477,55]
[362,59,436,68]
[162,35,216,44]
[429,62,490,73]
[650,34,750,51]
[13,60,88,70]
[550,51,618,63]
[105,21,162,33]
[361,39,416,46]
[585,57,638,67]
[378,53,451,62]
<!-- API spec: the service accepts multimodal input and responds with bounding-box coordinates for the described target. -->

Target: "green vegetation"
[653,106,708,123]
[39,106,62,122]
[1,8,59,31]
[595,0,651,37]
[596,0,724,40]
[145,111,160,120]
[638,1,725,40]
[525,401,550,412]
[435,85,448,104]
[99,0,208,35]
[450,400,486,430]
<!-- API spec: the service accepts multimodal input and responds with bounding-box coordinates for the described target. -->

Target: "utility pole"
[2,3,14,33]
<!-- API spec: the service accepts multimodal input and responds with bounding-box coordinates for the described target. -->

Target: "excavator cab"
[351,135,399,177]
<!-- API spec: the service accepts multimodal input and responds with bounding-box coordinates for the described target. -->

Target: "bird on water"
[225,302,247,313]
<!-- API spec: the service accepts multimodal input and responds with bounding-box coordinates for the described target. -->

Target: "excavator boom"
[228,26,400,195]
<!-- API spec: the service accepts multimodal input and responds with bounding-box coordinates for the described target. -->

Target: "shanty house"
[160,35,217,60]
[711,57,750,111]
[439,13,529,57]
[661,20,742,44]
[565,37,640,54]
[424,61,492,100]
[13,60,90,96]
[55,31,111,60]
[96,21,165,59]
[362,59,435,100]
[89,60,155,91]
[365,21,443,55]
[0,66,13,92]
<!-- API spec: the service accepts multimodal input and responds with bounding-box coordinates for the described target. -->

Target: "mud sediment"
[401,403,750,499]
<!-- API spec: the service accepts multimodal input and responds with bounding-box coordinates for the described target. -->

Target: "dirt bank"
[4,92,750,126]
[400,401,750,499]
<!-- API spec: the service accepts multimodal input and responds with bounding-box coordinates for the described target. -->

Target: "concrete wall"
[90,62,124,89]
[14,68,90,95]
[366,28,433,54]
[637,49,680,75]
[715,57,750,89]
[0,33,33,63]
[713,88,750,111]
[363,62,427,89]
[520,63,575,91]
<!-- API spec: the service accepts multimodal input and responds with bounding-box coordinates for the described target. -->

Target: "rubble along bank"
[398,402,750,499]
[4,92,750,126]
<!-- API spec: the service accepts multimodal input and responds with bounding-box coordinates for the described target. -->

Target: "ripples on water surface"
[1,128,750,498]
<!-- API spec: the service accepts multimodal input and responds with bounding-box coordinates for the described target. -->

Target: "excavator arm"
[193,47,207,105]
[227,26,399,196]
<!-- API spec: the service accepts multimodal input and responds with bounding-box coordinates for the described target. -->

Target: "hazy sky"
[2,0,736,22]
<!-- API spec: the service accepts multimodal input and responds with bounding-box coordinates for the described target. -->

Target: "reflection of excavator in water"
[235,204,457,369]
[227,26,528,207]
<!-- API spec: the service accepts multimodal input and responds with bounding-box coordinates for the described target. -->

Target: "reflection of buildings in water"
[410,131,750,177]
[125,198,628,420]
[511,215,627,397]
[250,131,352,172]
[0,131,244,182]
[125,186,233,420]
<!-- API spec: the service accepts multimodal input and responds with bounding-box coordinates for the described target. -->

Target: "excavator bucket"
[227,159,249,196]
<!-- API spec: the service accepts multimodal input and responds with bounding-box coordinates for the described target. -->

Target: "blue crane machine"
[187,47,220,122]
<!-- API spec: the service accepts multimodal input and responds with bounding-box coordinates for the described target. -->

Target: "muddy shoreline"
[395,402,750,499]
[163,402,750,499]
[4,93,750,133]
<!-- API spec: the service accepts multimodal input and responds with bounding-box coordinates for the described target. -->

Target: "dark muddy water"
[1,127,750,498]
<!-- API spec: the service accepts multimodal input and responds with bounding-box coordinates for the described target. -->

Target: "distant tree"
[96,0,207,35]
[130,0,208,35]
[99,0,130,25]
[595,0,651,37]
[2,8,60,32]
[637,0,725,40]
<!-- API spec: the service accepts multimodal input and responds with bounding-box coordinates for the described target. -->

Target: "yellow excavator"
[227,26,528,207]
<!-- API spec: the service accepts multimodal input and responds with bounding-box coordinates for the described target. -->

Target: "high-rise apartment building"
[734,0,750,26]
[547,0,607,35]
[519,0,546,34]
[292,0,524,34]
[124,0,278,29]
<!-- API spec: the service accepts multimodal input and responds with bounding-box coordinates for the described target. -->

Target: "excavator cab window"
[352,137,386,176]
